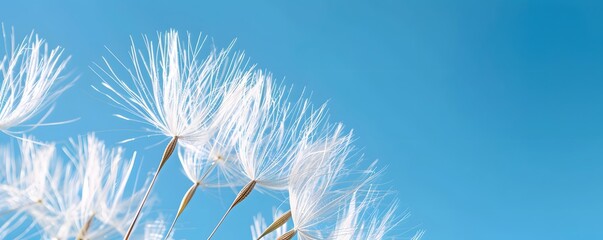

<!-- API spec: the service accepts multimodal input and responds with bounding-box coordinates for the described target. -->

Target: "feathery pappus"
[0,25,72,137]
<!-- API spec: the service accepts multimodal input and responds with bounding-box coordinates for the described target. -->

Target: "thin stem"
[165,154,223,239]
[207,206,233,240]
[207,180,257,240]
[200,161,219,182]
[165,182,199,240]
[166,215,178,240]
[164,155,222,239]
[123,136,179,240]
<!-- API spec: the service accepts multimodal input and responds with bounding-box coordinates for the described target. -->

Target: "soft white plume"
[177,67,257,187]
[178,145,241,188]
[0,25,71,135]
[68,134,145,238]
[233,71,327,190]
[0,136,59,239]
[24,134,146,239]
[94,29,252,149]
[330,189,422,240]
[0,136,56,210]
[286,123,383,239]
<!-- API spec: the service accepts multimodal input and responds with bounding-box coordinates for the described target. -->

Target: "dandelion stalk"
[164,159,221,239]
[207,180,257,240]
[164,182,198,240]
[96,30,253,239]
[256,210,291,240]
[124,136,178,240]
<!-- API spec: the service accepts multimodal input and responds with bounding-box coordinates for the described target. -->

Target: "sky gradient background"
[1,0,602,239]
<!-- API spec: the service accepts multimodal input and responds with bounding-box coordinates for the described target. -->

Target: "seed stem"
[207,180,257,240]
[164,153,225,239]
[123,136,179,240]
[165,182,199,240]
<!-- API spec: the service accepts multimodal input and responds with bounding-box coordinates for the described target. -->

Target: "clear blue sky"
[1,0,602,239]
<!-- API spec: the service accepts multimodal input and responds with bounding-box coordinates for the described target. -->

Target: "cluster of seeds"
[0,27,422,239]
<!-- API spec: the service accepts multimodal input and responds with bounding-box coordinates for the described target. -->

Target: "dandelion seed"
[0,136,57,238]
[29,155,79,239]
[207,71,327,239]
[258,124,421,240]
[94,29,252,239]
[259,123,384,240]
[0,136,56,213]
[27,134,145,239]
[165,143,242,239]
[94,29,251,149]
[0,24,71,136]
[68,134,145,239]
[164,64,256,239]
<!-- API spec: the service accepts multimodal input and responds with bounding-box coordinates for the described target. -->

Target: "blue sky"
[1,0,602,239]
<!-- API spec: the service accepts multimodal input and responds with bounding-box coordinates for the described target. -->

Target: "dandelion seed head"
[286,123,388,240]
[22,133,146,239]
[65,133,144,238]
[95,29,253,149]
[0,136,56,211]
[233,72,329,191]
